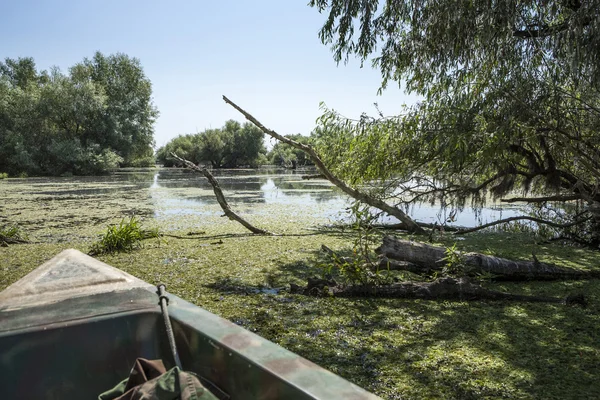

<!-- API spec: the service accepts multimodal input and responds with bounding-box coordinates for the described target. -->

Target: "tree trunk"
[222,95,426,234]
[290,276,565,303]
[377,236,600,280]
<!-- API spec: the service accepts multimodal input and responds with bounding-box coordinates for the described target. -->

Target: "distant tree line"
[156,120,267,168]
[0,52,157,176]
[156,121,316,169]
[268,133,313,168]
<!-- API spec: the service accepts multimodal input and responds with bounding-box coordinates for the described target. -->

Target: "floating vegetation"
[89,216,161,255]
[2,171,600,399]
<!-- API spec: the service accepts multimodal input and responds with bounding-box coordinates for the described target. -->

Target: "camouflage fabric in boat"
[98,358,219,400]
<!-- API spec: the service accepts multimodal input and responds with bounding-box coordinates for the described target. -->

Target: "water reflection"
[147,168,527,226]
[261,178,339,203]
[378,203,524,227]
[5,167,529,227]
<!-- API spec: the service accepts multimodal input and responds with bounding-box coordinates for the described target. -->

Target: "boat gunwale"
[0,307,161,337]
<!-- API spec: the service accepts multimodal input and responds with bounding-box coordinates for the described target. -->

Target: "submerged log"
[290,276,566,303]
[301,173,326,180]
[377,236,600,280]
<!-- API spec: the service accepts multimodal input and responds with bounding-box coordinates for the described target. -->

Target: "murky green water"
[148,167,526,227]
[0,167,527,234]
[150,167,348,220]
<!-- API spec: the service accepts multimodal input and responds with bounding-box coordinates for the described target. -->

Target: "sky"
[1,0,418,149]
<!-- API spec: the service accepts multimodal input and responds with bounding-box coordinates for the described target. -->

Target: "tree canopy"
[310,0,600,245]
[156,120,267,168]
[268,133,314,168]
[0,52,157,176]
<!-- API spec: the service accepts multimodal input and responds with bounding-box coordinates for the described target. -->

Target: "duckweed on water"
[1,173,600,399]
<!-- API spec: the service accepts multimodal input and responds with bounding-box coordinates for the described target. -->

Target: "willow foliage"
[0,53,157,176]
[310,0,600,91]
[310,1,600,242]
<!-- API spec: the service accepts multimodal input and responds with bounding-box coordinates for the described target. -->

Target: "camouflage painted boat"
[0,249,380,399]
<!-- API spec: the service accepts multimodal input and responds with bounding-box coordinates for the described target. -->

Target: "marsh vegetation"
[2,1,600,398]
[1,168,599,399]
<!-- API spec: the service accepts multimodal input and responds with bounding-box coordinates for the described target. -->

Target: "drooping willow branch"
[501,194,582,203]
[222,95,426,234]
[455,214,592,235]
[171,153,271,235]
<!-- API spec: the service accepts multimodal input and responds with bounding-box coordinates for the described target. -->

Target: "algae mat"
[1,169,600,399]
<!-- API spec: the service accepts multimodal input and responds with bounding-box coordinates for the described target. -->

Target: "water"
[148,167,526,227]
[3,167,528,229]
[149,168,349,221]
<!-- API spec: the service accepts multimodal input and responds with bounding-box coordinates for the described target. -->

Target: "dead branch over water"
[171,153,271,235]
[222,95,426,234]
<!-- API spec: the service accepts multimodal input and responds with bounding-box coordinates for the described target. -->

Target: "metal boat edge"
[0,249,380,399]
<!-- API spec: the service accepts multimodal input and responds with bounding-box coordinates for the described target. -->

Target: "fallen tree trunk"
[222,95,426,235]
[290,276,569,303]
[377,236,600,280]
[376,256,435,274]
[172,154,271,235]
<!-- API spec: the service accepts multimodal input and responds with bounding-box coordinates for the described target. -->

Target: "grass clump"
[0,225,28,246]
[0,172,8,179]
[89,216,160,255]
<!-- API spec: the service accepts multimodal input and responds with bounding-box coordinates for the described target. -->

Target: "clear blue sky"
[1,0,417,148]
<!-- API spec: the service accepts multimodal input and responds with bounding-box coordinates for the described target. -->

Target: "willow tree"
[310,0,600,245]
[70,52,158,167]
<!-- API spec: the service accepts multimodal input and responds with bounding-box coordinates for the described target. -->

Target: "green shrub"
[321,201,392,286]
[128,156,156,168]
[89,216,160,255]
[0,225,28,245]
[79,147,124,175]
[0,172,8,179]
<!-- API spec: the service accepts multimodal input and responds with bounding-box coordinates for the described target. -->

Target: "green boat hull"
[0,249,379,399]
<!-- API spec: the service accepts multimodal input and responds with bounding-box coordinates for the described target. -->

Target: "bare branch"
[172,153,271,235]
[222,95,426,234]
[455,215,592,235]
[513,22,568,38]
[372,222,466,232]
[513,14,593,39]
[501,194,582,203]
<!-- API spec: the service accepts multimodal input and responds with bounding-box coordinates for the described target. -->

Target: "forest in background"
[156,127,314,169]
[0,52,157,176]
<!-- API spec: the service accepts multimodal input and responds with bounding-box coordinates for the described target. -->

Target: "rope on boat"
[157,284,183,370]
